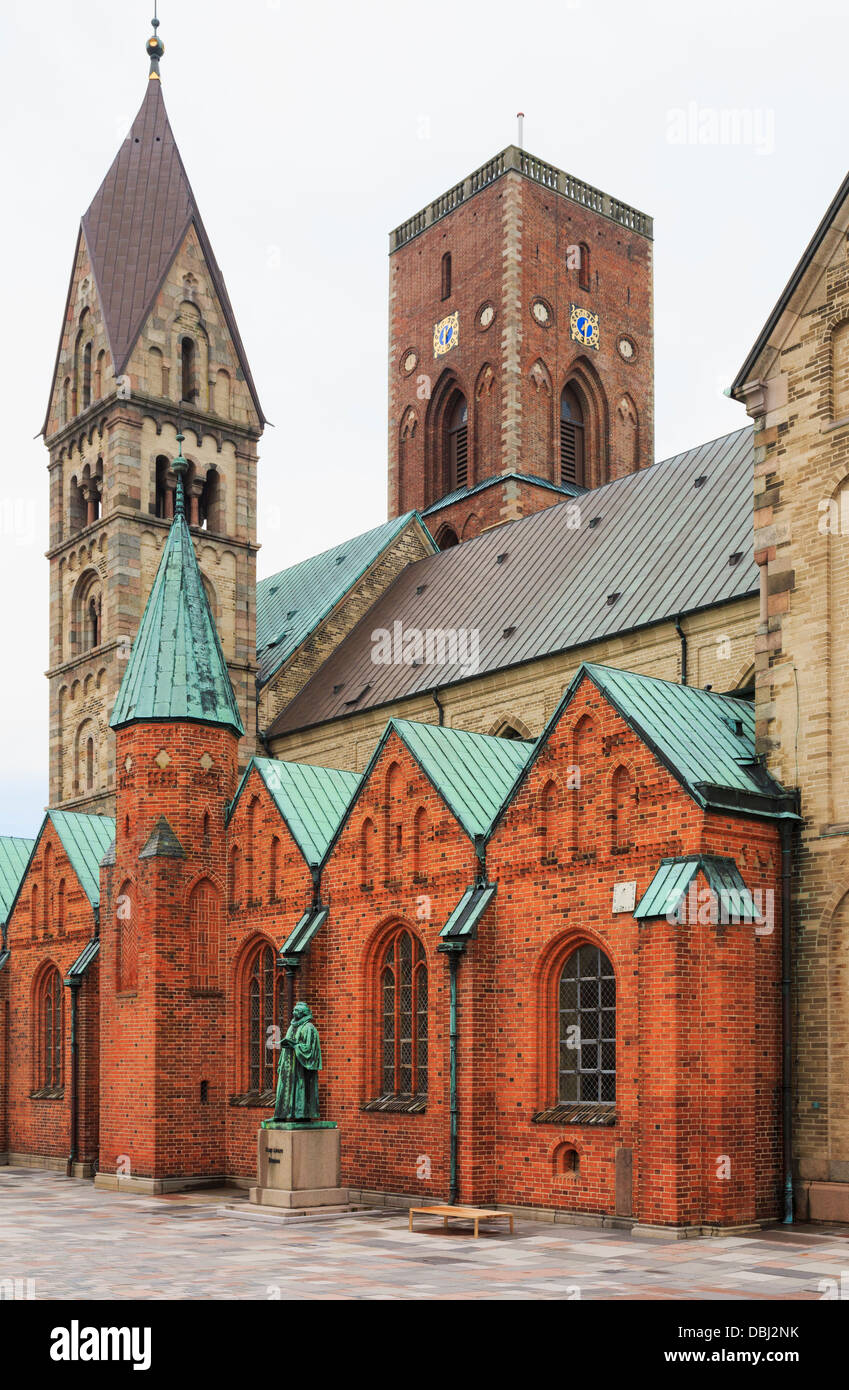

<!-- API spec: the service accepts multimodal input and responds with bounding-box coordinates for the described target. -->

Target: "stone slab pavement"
[1,1169,848,1300]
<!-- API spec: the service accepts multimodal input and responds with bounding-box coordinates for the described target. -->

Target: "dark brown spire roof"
[43,78,264,432]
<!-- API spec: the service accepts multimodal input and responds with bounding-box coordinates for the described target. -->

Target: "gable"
[733,171,849,394]
[256,513,435,688]
[6,811,115,931]
[229,759,361,868]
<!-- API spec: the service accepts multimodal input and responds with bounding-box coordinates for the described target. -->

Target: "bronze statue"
[272,1001,322,1122]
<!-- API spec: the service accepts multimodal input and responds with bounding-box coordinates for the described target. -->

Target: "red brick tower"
[388,147,654,546]
[96,440,242,1191]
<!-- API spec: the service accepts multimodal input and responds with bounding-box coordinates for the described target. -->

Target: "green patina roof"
[0,836,36,922]
[110,505,243,736]
[256,513,432,687]
[385,719,535,841]
[635,855,760,922]
[281,906,329,957]
[440,882,498,940]
[231,758,361,866]
[47,811,116,907]
[574,663,794,817]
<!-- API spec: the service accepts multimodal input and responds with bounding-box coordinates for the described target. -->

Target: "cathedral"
[1,19,847,1232]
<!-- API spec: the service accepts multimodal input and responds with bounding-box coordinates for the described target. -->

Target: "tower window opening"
[82,343,92,410]
[155,455,171,519]
[446,391,468,491]
[441,252,452,300]
[578,243,591,293]
[560,385,585,487]
[181,337,197,403]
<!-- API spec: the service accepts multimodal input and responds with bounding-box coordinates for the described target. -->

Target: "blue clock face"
[439,323,454,348]
[575,314,595,345]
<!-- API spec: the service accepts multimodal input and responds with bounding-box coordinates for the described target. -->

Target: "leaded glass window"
[41,968,63,1088]
[558,945,615,1104]
[247,943,280,1093]
[379,929,427,1097]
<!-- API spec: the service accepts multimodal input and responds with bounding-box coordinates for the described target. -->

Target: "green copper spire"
[110,439,244,737]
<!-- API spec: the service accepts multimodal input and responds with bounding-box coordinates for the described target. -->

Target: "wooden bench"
[408,1204,514,1238]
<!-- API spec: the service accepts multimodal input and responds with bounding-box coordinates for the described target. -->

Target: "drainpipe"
[675,616,688,686]
[779,817,796,1223]
[66,980,81,1178]
[432,687,445,727]
[441,945,464,1204]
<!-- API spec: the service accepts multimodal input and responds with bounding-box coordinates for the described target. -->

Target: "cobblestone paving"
[1,1169,847,1300]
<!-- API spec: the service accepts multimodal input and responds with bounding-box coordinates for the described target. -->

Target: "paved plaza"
[1,1169,847,1300]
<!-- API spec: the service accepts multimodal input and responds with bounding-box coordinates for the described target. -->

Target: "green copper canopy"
[110,499,244,737]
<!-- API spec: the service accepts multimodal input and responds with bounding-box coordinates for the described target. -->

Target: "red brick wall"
[2,680,783,1228]
[98,721,239,1181]
[222,765,316,1177]
[2,819,100,1167]
[389,169,653,533]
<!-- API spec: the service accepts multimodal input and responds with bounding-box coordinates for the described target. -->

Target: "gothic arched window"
[558,944,615,1104]
[560,385,586,486]
[611,765,634,849]
[445,392,468,491]
[246,941,280,1094]
[379,928,428,1098]
[38,967,63,1090]
[435,525,459,550]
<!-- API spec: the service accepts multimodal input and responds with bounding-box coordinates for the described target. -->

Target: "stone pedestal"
[249,1122,348,1209]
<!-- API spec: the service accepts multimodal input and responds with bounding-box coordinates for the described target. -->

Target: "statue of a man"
[272,1001,322,1122]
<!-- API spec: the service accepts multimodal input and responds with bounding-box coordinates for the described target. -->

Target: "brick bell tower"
[388,145,654,546]
[41,16,264,814]
[97,439,242,1190]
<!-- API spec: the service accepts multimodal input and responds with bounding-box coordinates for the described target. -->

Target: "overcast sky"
[0,0,844,833]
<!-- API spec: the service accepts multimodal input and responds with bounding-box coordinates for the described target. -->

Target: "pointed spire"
[110,439,244,738]
[146,10,164,81]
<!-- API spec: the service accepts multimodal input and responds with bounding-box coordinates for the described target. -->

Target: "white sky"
[0,0,844,834]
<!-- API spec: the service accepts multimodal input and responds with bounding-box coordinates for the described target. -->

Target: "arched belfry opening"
[560,384,586,486]
[444,390,468,493]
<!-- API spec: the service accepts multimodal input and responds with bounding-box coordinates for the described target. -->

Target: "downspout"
[66,981,80,1178]
[281,865,323,1026]
[780,816,796,1223]
[675,616,688,686]
[448,950,461,1204]
[432,687,445,727]
[66,905,98,1179]
[439,833,486,1204]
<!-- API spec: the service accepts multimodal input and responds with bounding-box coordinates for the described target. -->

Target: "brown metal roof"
[268,427,757,738]
[43,79,264,431]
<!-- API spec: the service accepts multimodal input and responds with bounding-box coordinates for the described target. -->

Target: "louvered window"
[379,929,427,1097]
[560,385,585,486]
[558,945,616,1103]
[447,393,468,490]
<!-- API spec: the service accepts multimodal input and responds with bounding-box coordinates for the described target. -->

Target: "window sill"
[532,1102,616,1127]
[361,1094,427,1115]
[229,1089,276,1109]
[30,1087,65,1101]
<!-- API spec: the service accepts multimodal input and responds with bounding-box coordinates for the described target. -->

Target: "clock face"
[618,336,635,361]
[570,304,600,351]
[433,312,459,357]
